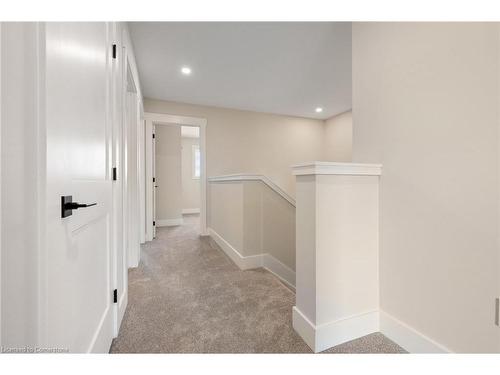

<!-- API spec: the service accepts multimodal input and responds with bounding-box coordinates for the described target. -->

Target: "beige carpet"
[110,214,405,354]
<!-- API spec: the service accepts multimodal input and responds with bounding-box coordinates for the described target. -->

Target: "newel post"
[292,162,382,352]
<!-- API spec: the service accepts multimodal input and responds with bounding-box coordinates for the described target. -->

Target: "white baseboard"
[182,208,200,214]
[89,305,114,352]
[208,228,296,289]
[156,218,184,227]
[208,228,262,269]
[380,310,451,353]
[292,306,317,350]
[293,306,379,353]
[262,253,295,290]
[115,290,128,337]
[207,229,452,354]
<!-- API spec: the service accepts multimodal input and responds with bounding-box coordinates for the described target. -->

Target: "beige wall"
[155,125,182,222]
[261,182,296,270]
[209,182,244,251]
[353,22,499,352]
[324,111,352,162]
[242,181,262,256]
[145,99,326,197]
[181,136,201,211]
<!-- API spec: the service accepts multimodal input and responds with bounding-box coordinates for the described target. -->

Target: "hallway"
[110,214,405,353]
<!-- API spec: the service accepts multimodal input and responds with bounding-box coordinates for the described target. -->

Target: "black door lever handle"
[61,196,97,218]
[66,202,97,209]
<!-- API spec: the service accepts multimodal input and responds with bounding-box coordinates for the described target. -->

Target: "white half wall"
[292,162,381,352]
[208,176,296,289]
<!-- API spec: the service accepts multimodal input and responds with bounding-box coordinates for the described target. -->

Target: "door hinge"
[153,177,155,183]
[112,44,117,59]
[112,167,117,181]
[495,298,499,326]
[153,221,156,226]
[152,133,155,139]
[113,289,118,303]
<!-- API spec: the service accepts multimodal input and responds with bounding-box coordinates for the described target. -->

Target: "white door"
[44,22,115,353]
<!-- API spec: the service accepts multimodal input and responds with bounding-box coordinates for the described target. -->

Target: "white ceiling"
[129,22,352,120]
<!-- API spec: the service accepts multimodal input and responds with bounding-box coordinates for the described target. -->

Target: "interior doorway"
[180,126,201,218]
[152,124,201,231]
[144,112,207,240]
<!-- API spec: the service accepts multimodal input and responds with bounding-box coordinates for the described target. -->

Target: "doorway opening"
[180,125,202,227]
[144,112,207,240]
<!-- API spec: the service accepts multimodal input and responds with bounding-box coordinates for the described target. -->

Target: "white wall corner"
[293,293,454,354]
[292,307,317,351]
[379,310,452,353]
[293,307,379,353]
[315,311,380,353]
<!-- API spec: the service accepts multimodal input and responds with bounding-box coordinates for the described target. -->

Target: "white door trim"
[144,112,208,237]
[138,118,146,244]
[145,119,154,241]
[0,21,3,348]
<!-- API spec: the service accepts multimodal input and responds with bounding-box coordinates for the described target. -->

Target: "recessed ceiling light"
[315,107,323,113]
[181,66,192,75]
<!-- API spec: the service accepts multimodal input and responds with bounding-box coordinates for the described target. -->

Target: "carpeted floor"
[110,214,406,354]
